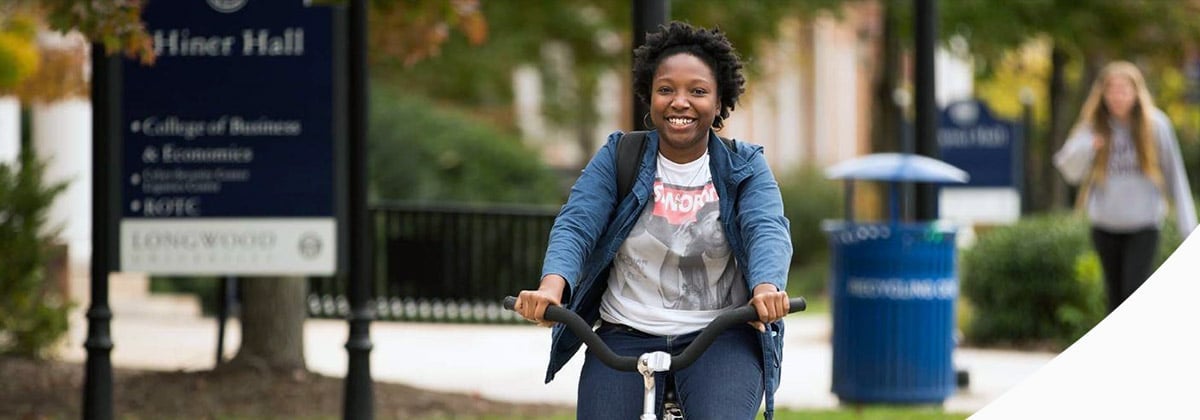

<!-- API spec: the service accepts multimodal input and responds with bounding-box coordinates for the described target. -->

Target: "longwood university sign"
[119,0,339,275]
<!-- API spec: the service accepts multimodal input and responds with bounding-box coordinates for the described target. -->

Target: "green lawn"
[796,293,831,315]
[775,405,969,419]
[416,406,969,419]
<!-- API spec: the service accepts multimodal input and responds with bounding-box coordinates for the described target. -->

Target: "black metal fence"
[307,201,559,323]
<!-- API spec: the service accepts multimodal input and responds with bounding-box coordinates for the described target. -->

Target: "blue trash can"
[821,153,968,404]
[825,221,958,403]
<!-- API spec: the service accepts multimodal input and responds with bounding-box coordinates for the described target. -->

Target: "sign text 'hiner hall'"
[153,28,306,57]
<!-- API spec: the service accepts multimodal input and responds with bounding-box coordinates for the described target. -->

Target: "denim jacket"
[541,130,793,418]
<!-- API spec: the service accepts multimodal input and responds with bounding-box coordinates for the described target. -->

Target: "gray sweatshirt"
[1054,108,1197,235]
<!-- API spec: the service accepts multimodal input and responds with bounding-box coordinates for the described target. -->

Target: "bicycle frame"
[504,296,806,420]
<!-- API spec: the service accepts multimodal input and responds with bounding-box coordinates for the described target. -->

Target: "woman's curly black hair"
[633,21,746,129]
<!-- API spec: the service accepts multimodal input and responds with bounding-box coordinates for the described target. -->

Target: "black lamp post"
[83,43,121,420]
[632,0,668,130]
[913,0,939,221]
[343,0,375,418]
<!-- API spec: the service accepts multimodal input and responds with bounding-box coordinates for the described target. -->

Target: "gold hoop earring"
[643,113,653,130]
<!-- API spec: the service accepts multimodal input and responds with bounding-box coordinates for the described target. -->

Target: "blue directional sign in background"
[937,99,1022,188]
[119,1,339,275]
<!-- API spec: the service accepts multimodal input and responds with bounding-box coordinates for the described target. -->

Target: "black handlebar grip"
[503,295,639,371]
[670,296,807,370]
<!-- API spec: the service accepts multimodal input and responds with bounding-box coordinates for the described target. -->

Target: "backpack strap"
[615,131,737,203]
[616,130,649,203]
[719,136,736,153]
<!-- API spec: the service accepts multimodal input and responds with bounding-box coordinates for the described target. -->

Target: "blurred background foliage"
[374,0,845,106]
[0,3,92,102]
[372,0,845,170]
[0,147,69,358]
[367,86,562,205]
[0,5,41,91]
[31,0,155,62]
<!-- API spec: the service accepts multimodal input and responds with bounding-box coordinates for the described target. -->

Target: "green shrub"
[961,208,1189,350]
[786,258,828,302]
[778,164,840,297]
[368,88,563,205]
[0,154,70,358]
[779,164,842,268]
[1180,137,1200,198]
[960,213,1101,349]
[1057,252,1106,343]
[149,276,221,316]
[1154,211,1185,269]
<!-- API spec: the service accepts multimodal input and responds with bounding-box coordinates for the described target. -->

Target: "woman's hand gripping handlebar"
[502,296,807,372]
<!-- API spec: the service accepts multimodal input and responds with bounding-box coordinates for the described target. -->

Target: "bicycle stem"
[638,352,671,419]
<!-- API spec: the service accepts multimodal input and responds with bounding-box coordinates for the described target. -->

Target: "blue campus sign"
[119,1,339,275]
[937,99,1022,188]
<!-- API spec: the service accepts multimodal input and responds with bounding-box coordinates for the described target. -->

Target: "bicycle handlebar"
[503,295,806,372]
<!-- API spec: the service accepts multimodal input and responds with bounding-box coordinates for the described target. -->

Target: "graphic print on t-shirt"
[651,182,719,225]
[1106,133,1141,177]
[615,174,739,311]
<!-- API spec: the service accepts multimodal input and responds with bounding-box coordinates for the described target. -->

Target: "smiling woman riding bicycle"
[512,21,795,419]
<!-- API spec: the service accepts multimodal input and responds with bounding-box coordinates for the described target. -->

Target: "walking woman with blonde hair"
[1054,60,1197,314]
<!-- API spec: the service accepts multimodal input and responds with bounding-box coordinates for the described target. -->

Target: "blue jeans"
[577,322,764,419]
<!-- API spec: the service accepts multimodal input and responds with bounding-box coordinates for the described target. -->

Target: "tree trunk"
[576,74,598,171]
[870,1,902,155]
[868,0,903,219]
[227,276,308,374]
[1064,53,1104,207]
[1042,45,1103,212]
[1041,45,1070,211]
[577,118,595,171]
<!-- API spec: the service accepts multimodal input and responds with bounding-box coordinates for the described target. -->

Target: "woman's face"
[1103,74,1137,120]
[650,53,719,163]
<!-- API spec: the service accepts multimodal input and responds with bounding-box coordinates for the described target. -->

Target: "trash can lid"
[824,153,969,183]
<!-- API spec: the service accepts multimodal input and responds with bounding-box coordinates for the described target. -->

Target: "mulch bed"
[1,356,570,419]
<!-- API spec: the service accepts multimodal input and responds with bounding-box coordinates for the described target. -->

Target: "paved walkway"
[58,302,1057,415]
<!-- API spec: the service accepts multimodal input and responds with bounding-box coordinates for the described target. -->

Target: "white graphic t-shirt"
[599,152,745,336]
